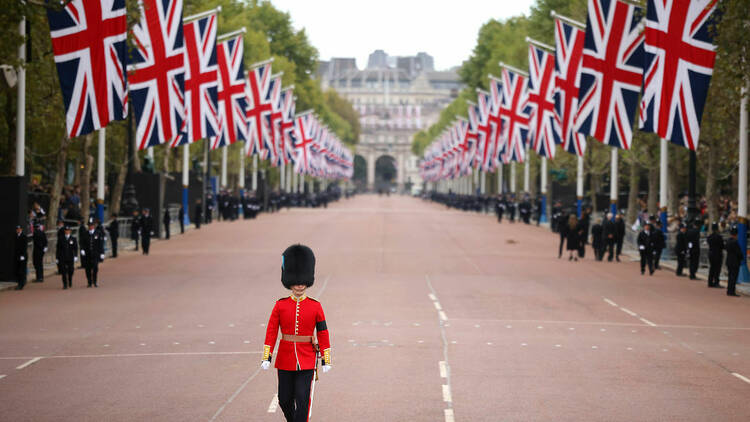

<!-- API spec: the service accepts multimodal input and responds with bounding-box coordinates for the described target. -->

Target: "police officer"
[637,222,655,275]
[591,218,604,261]
[107,218,119,258]
[32,222,48,282]
[178,205,185,234]
[706,222,724,288]
[195,199,203,229]
[261,245,332,422]
[57,225,78,289]
[80,220,104,288]
[614,213,625,262]
[55,219,65,274]
[725,226,742,297]
[675,223,688,276]
[131,210,140,251]
[602,213,616,261]
[687,220,701,280]
[519,196,531,224]
[495,195,505,223]
[140,208,154,255]
[507,196,516,223]
[13,225,28,290]
[163,208,171,240]
[651,220,666,270]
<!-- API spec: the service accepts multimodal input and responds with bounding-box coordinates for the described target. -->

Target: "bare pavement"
[1,195,749,422]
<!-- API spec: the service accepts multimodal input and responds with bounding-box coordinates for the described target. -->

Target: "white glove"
[55,259,59,264]
[639,245,645,250]
[74,257,78,262]
[688,242,693,248]
[80,249,86,256]
[322,365,332,373]
[261,361,271,370]
[100,254,105,260]
[43,247,48,252]
[20,256,25,261]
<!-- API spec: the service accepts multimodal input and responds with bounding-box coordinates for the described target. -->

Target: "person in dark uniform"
[163,208,171,240]
[566,215,580,261]
[57,225,78,289]
[637,222,655,275]
[687,221,701,279]
[80,220,104,288]
[557,209,569,259]
[591,218,604,261]
[602,213,616,261]
[55,219,65,274]
[107,218,119,258]
[261,244,332,422]
[675,223,688,276]
[13,225,28,290]
[614,213,625,261]
[140,208,154,255]
[579,207,591,258]
[507,196,516,223]
[725,226,742,297]
[178,205,185,234]
[519,196,531,224]
[495,195,505,223]
[550,201,562,232]
[32,223,48,282]
[651,220,666,270]
[195,199,203,229]
[131,210,140,251]
[706,222,724,288]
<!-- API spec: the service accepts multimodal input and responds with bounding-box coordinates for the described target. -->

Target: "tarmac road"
[0,195,749,422]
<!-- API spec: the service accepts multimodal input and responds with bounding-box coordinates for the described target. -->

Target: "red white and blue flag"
[293,112,317,174]
[212,34,248,149]
[245,60,273,157]
[553,18,587,157]
[466,104,481,169]
[127,0,185,150]
[488,76,505,169]
[526,44,558,159]
[499,68,530,163]
[279,87,296,165]
[264,73,284,165]
[575,0,644,150]
[47,0,129,138]
[173,12,218,147]
[639,0,718,151]
[475,90,494,172]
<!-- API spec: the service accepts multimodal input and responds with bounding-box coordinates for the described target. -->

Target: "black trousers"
[640,250,653,274]
[558,234,565,257]
[616,240,623,257]
[727,267,738,295]
[84,262,98,286]
[606,239,615,261]
[133,234,139,250]
[708,256,722,286]
[676,253,686,275]
[15,260,27,289]
[653,249,662,269]
[278,369,315,422]
[142,235,151,254]
[33,250,44,281]
[180,221,185,234]
[164,225,170,239]
[496,211,503,223]
[60,261,74,287]
[110,237,118,257]
[689,250,700,278]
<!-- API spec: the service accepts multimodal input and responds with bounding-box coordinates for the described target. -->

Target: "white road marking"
[555,344,562,348]
[103,344,110,348]
[135,326,141,329]
[505,325,512,329]
[591,346,598,350]
[444,409,455,422]
[434,302,442,311]
[418,340,424,343]
[0,374,6,380]
[16,351,263,359]
[439,311,448,321]
[603,298,618,307]
[619,307,638,317]
[413,322,421,326]
[474,324,480,328]
[442,384,452,402]
[428,293,437,301]
[173,342,180,345]
[486,342,493,346]
[208,341,215,345]
[267,394,279,413]
[569,327,575,331]
[732,373,750,384]
[600,328,607,332]
[167,325,173,329]
[243,340,250,344]
[537,326,544,329]
[439,361,447,378]
[639,317,657,327]
[228,324,235,328]
[16,357,43,370]
[521,343,527,347]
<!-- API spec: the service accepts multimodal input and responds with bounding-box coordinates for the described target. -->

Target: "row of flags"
[420,0,718,181]
[45,0,352,180]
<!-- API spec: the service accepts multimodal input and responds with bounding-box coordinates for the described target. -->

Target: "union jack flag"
[245,61,273,158]
[263,73,283,165]
[47,0,128,138]
[488,77,505,169]
[553,18,587,157]
[128,0,185,150]
[294,112,317,174]
[466,104,481,169]
[173,12,218,147]
[639,0,718,150]
[475,90,494,172]
[575,0,644,150]
[527,44,558,159]
[279,87,296,165]
[499,68,530,163]
[212,35,248,149]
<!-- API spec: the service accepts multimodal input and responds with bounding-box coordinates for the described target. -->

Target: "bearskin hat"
[281,244,315,289]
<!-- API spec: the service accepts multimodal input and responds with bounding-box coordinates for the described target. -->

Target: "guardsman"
[637,222,655,275]
[140,208,154,255]
[13,225,28,290]
[261,244,332,422]
[163,208,171,239]
[675,223,688,276]
[687,220,701,279]
[107,218,119,258]
[725,226,742,297]
[80,220,104,287]
[32,222,48,282]
[57,224,78,289]
[706,222,724,288]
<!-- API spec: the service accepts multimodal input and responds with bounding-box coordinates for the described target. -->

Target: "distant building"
[318,50,463,191]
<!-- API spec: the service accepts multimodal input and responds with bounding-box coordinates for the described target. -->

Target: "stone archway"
[353,155,367,190]
[375,155,397,192]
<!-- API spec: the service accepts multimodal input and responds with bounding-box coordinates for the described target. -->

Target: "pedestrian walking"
[178,205,185,234]
[507,197,516,223]
[675,223,688,276]
[614,213,625,261]
[261,244,332,422]
[163,208,171,240]
[55,219,65,274]
[195,199,203,229]
[13,225,28,290]
[140,208,154,255]
[32,223,48,282]
[706,223,724,288]
[107,218,119,258]
[725,226,742,297]
[591,218,604,261]
[131,210,140,251]
[557,210,569,258]
[566,215,579,261]
[495,195,505,223]
[687,221,701,279]
[651,221,666,270]
[602,213,616,261]
[638,222,655,275]
[80,220,104,288]
[57,225,78,289]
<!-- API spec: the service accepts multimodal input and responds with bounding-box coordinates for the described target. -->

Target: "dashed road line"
[434,301,442,311]
[732,373,750,385]
[603,298,618,307]
[0,374,6,380]
[267,394,279,413]
[639,317,657,327]
[439,311,448,321]
[444,409,455,422]
[428,293,437,301]
[427,274,454,420]
[442,384,452,402]
[439,361,447,378]
[16,357,42,370]
[619,307,638,317]
[603,297,659,327]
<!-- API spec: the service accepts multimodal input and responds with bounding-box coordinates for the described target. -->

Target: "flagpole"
[182,143,190,226]
[287,164,292,192]
[540,157,548,223]
[292,168,297,193]
[221,147,227,188]
[659,138,668,232]
[523,145,530,192]
[577,155,584,218]
[183,6,222,23]
[97,128,106,222]
[15,15,25,177]
[280,162,286,192]
[511,162,517,193]
[610,148,618,217]
[498,164,503,194]
[216,27,247,42]
[252,154,258,191]
[480,170,486,195]
[738,84,749,283]
[239,144,245,195]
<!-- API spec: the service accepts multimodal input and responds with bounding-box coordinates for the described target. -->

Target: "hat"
[730,226,738,235]
[15,225,22,230]
[281,244,315,289]
[711,222,719,232]
[679,223,687,229]
[64,224,73,231]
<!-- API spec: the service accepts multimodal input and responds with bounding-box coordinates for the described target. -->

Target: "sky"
[269,0,536,71]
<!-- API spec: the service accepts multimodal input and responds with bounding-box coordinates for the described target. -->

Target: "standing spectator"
[687,220,701,280]
[725,226,742,297]
[57,225,78,289]
[194,199,203,229]
[566,214,580,261]
[602,213,616,261]
[651,220,666,270]
[591,217,604,261]
[32,223,48,282]
[107,218,119,258]
[675,224,688,276]
[140,208,154,255]
[706,222,724,288]
[637,222,655,275]
[178,205,185,234]
[557,208,569,259]
[13,225,28,290]
[55,219,65,274]
[163,208,171,240]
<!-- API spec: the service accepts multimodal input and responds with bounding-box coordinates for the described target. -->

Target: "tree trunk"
[109,160,127,218]
[80,133,93,224]
[647,166,658,215]
[47,135,71,228]
[705,142,719,223]
[668,160,680,217]
[626,160,640,225]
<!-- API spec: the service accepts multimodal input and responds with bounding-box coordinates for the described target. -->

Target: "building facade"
[318,51,462,191]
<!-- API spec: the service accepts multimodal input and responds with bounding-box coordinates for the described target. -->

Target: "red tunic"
[263,294,331,371]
